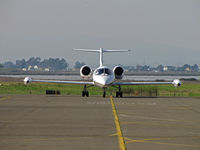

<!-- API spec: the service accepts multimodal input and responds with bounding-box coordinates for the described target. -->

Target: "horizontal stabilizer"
[73,49,100,52]
[74,48,131,53]
[74,48,131,66]
[103,49,131,52]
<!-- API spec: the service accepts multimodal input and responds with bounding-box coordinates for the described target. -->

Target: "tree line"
[1,57,86,71]
[124,64,199,72]
[3,57,68,71]
[0,57,199,72]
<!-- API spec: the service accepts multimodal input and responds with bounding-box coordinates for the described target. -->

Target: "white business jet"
[24,48,181,97]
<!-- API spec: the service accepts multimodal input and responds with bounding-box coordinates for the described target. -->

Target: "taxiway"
[0,95,200,150]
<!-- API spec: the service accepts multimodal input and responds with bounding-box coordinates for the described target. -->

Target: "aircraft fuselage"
[93,66,115,88]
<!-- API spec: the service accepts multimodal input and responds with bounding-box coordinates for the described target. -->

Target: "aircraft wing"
[112,79,181,87]
[24,77,94,85]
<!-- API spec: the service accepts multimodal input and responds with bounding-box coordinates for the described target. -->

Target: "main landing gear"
[116,85,123,98]
[82,85,123,98]
[82,85,89,97]
[82,85,107,98]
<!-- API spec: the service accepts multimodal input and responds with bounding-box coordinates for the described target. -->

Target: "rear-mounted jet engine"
[113,66,124,80]
[80,65,92,79]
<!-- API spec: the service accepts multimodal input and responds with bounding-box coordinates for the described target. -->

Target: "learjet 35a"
[24,48,181,97]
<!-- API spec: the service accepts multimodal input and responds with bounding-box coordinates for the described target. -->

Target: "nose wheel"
[103,88,106,98]
[116,85,123,98]
[82,91,89,97]
[116,91,123,98]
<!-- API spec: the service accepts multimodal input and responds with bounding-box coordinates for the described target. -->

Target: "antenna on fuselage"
[74,48,131,67]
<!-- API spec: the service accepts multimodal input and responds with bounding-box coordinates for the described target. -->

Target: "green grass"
[0,81,200,97]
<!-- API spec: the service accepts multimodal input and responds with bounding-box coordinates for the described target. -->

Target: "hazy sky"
[0,0,200,67]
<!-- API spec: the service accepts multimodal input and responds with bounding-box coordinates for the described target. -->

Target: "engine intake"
[80,65,92,79]
[113,66,124,79]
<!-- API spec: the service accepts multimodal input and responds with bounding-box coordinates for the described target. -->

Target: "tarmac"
[0,95,200,150]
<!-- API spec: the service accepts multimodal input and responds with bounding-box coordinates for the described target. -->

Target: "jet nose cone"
[95,75,114,87]
[99,79,108,86]
[101,79,112,86]
[101,80,106,86]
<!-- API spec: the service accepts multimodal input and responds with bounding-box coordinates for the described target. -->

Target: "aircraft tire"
[82,91,85,97]
[103,92,106,98]
[86,91,89,97]
[116,92,120,98]
[120,92,123,98]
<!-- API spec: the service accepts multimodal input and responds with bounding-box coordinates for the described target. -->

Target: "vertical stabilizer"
[74,48,131,66]
[99,48,103,66]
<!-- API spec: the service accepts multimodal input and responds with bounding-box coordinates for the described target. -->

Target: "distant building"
[34,65,38,70]
[22,68,27,71]
[28,65,32,71]
[163,66,168,71]
[44,68,50,72]
[185,67,191,72]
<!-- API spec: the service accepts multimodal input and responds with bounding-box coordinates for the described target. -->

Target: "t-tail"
[74,48,131,66]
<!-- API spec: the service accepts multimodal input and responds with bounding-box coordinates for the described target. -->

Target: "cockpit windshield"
[95,68,112,75]
[96,69,104,75]
[105,68,112,75]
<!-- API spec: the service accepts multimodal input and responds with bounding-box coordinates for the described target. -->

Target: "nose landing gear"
[116,85,123,98]
[103,88,106,98]
[82,85,123,98]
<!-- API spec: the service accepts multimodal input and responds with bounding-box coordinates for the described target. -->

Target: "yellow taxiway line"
[110,96,127,150]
